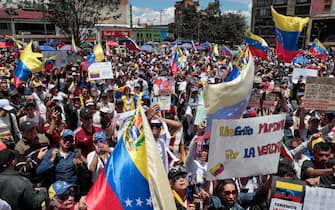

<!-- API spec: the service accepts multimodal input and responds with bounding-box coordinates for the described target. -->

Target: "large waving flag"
[125,36,141,51]
[271,6,309,63]
[86,43,104,66]
[204,49,255,134]
[245,30,269,61]
[309,39,328,60]
[44,55,57,71]
[14,41,43,88]
[86,106,176,210]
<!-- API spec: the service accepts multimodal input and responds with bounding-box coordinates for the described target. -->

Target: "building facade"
[306,0,335,46]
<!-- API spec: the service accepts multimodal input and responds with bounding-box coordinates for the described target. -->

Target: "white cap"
[0,99,13,111]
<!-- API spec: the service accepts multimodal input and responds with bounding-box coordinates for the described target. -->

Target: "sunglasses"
[223,190,237,196]
[58,189,75,201]
[63,137,74,143]
[174,174,186,181]
[150,123,162,129]
[96,140,107,144]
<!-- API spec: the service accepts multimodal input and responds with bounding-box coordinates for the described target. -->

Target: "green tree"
[48,0,121,43]
[220,12,247,45]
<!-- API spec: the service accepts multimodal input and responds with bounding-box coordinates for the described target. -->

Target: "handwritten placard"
[303,77,335,111]
[207,114,285,180]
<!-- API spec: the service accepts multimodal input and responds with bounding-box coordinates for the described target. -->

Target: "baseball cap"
[80,107,93,119]
[48,180,74,198]
[0,99,13,111]
[61,129,74,138]
[311,137,326,150]
[20,121,35,132]
[0,147,17,171]
[93,131,106,142]
[8,89,19,98]
[100,107,111,113]
[168,167,187,180]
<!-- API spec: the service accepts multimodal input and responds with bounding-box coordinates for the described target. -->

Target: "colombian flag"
[245,30,269,61]
[309,39,328,60]
[86,107,176,210]
[271,6,309,63]
[14,41,42,88]
[86,43,104,66]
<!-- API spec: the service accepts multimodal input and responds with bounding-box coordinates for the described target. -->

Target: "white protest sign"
[270,198,302,210]
[207,114,285,180]
[88,62,113,80]
[158,94,171,111]
[303,186,335,210]
[292,68,318,84]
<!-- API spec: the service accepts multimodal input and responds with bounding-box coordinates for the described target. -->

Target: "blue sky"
[130,0,250,11]
[129,0,251,25]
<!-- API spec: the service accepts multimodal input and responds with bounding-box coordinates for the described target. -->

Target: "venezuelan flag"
[222,45,233,57]
[89,71,100,79]
[44,55,57,71]
[309,39,328,60]
[125,36,141,51]
[86,43,104,66]
[115,86,126,99]
[171,53,179,76]
[6,35,22,49]
[204,48,254,134]
[271,6,309,63]
[245,30,269,61]
[14,41,42,88]
[274,180,304,202]
[86,107,176,210]
[68,81,76,94]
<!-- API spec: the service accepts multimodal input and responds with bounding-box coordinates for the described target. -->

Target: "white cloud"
[132,6,174,26]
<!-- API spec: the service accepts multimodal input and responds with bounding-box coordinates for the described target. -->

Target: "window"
[272,0,287,5]
[296,0,310,3]
[295,6,310,15]
[0,23,9,30]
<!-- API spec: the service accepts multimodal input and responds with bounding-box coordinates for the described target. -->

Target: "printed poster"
[153,77,175,95]
[88,62,113,80]
[269,198,302,210]
[207,114,286,180]
[303,77,335,111]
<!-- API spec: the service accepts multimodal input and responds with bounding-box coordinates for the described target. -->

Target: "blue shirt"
[36,148,77,184]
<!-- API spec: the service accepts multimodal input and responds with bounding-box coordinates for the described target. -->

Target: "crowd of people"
[0,41,334,210]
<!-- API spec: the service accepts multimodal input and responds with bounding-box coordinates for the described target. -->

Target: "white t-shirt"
[87,149,113,182]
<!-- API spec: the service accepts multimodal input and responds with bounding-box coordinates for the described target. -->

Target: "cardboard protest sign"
[248,91,262,108]
[303,186,335,210]
[153,77,175,95]
[303,77,335,111]
[88,62,113,80]
[271,177,305,204]
[207,114,285,180]
[269,198,302,210]
[292,68,318,84]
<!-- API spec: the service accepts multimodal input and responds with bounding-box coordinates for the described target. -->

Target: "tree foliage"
[48,0,121,43]
[171,0,247,44]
